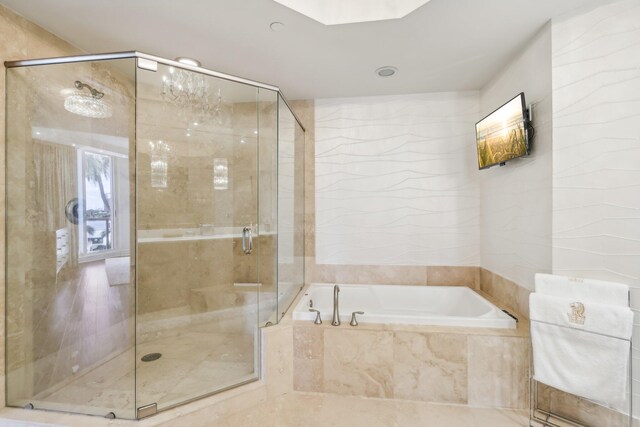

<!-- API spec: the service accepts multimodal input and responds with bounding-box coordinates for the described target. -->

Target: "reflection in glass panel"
[257,88,279,325]
[5,59,136,419]
[135,63,260,412]
[277,96,305,321]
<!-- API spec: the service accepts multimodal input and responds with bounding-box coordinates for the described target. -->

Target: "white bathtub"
[293,283,516,329]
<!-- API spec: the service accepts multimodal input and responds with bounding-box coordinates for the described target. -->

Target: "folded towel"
[535,273,629,307]
[105,256,130,286]
[530,293,633,411]
[530,293,633,339]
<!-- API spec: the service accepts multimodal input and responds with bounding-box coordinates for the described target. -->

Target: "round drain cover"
[141,352,162,362]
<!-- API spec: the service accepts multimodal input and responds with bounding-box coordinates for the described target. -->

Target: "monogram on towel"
[568,302,585,325]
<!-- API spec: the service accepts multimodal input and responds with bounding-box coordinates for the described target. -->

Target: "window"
[79,150,115,256]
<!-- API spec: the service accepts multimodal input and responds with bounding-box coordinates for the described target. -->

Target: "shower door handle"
[242,226,253,255]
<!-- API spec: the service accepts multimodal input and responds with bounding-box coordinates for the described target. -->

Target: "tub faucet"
[332,284,341,326]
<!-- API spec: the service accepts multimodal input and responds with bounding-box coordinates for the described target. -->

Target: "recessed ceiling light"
[376,66,398,78]
[175,57,201,67]
[270,22,285,32]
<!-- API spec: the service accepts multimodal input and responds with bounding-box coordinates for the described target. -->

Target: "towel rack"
[529,292,633,427]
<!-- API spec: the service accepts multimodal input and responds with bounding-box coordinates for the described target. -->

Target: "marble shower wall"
[551,0,640,420]
[135,72,270,316]
[314,92,480,268]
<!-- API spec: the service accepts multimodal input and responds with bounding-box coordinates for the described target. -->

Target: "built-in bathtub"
[293,283,516,329]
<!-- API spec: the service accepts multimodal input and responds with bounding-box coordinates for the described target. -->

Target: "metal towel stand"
[529,291,633,427]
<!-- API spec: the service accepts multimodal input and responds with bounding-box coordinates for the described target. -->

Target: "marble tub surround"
[480,268,531,320]
[308,264,480,289]
[427,266,480,289]
[292,318,530,409]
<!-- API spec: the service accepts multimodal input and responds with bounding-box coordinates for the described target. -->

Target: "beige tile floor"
[36,326,257,416]
[212,392,530,427]
[14,259,262,418]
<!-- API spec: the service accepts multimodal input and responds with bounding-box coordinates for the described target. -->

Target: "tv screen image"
[476,93,529,169]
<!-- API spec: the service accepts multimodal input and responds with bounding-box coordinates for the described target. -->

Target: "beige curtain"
[33,141,79,272]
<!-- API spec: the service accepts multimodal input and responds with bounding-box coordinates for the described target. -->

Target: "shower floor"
[33,324,256,416]
[17,259,262,417]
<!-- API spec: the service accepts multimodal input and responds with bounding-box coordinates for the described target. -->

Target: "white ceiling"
[1,0,607,100]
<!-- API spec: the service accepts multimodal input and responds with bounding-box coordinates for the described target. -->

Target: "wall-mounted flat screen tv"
[476,92,530,169]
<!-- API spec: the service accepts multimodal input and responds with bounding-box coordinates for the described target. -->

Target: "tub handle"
[309,309,322,325]
[350,311,364,327]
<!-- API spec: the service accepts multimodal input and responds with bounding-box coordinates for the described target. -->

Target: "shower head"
[64,80,112,119]
[74,80,104,99]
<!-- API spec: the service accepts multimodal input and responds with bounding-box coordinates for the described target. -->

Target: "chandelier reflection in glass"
[213,158,229,190]
[64,80,113,119]
[161,65,230,124]
[150,140,171,189]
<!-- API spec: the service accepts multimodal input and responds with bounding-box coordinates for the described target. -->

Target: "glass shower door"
[5,58,137,419]
[135,61,260,415]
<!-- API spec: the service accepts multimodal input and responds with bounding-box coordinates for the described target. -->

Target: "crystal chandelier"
[64,80,112,119]
[160,58,230,123]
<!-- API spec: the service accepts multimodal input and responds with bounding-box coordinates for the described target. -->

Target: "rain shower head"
[64,80,112,118]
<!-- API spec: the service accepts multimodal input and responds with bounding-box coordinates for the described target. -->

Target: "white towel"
[535,273,629,307]
[530,293,633,411]
[105,256,130,286]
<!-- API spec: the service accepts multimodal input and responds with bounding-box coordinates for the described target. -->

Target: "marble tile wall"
[480,268,531,320]
[309,264,480,289]
[292,322,530,409]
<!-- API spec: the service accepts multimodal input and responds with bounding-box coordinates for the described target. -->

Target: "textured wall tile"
[479,23,553,291]
[315,92,480,267]
[552,0,640,417]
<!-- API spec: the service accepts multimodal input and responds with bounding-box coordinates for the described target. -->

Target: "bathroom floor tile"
[212,392,529,427]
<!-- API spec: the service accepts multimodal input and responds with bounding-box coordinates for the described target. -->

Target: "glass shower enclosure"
[4,52,305,419]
